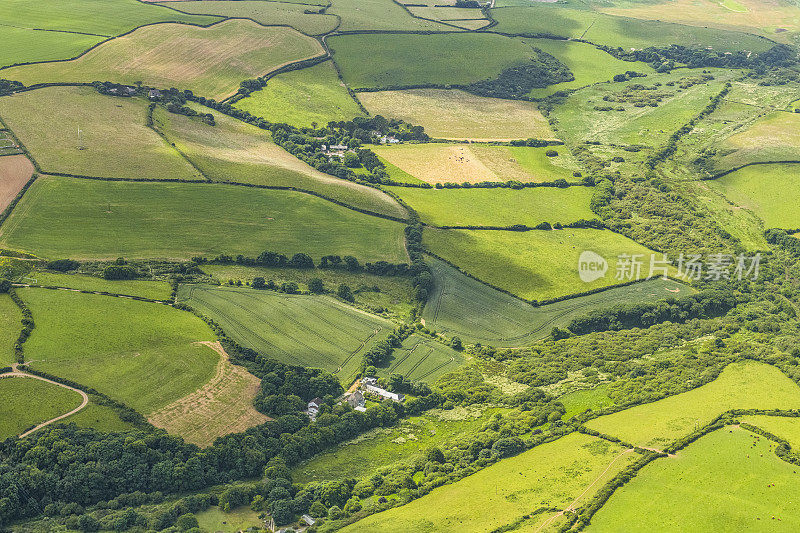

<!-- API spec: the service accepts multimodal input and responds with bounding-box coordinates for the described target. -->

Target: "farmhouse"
[346,390,365,409]
[307,397,323,418]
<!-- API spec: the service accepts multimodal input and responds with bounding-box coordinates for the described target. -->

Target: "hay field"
[423,227,667,301]
[177,284,394,384]
[0,155,34,212]
[2,20,324,100]
[158,0,338,35]
[340,432,637,533]
[586,361,800,448]
[154,103,405,218]
[713,111,800,172]
[234,61,365,127]
[0,87,201,180]
[386,185,594,227]
[148,341,269,446]
[0,377,85,440]
[0,176,409,262]
[422,256,691,347]
[329,0,453,31]
[21,288,219,414]
[587,427,800,531]
[329,33,536,89]
[358,89,556,141]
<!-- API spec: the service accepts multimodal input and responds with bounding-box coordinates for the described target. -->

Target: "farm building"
[364,383,405,402]
[307,397,323,418]
[346,390,365,409]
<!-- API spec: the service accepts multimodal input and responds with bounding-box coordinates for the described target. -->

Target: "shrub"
[545,149,558,157]
[47,259,80,272]
[102,265,137,280]
[309,278,324,294]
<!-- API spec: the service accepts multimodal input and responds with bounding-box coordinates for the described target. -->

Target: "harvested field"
[358,89,556,141]
[0,155,34,212]
[148,341,269,446]
[2,20,324,100]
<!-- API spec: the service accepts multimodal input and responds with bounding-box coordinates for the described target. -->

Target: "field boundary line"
[14,284,173,305]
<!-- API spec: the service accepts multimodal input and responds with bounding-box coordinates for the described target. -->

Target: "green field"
[294,406,503,483]
[358,89,556,141]
[0,87,201,180]
[196,506,265,533]
[329,33,537,89]
[560,385,614,420]
[63,400,137,433]
[708,163,800,229]
[422,256,693,347]
[0,294,22,367]
[586,361,800,448]
[387,186,594,227]
[740,415,800,448]
[27,272,173,300]
[711,111,800,172]
[381,334,465,383]
[0,176,408,262]
[524,38,654,98]
[0,27,104,69]
[177,284,394,384]
[21,288,217,414]
[329,0,453,31]
[3,21,323,100]
[587,427,800,531]
[154,103,406,219]
[423,228,666,302]
[234,61,365,127]
[340,432,637,533]
[0,0,218,36]
[491,6,771,52]
[0,376,84,440]
[158,0,338,35]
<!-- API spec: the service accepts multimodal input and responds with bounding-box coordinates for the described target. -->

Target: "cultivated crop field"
[0,155,34,212]
[0,176,408,261]
[2,20,324,100]
[177,284,394,384]
[0,87,201,180]
[381,334,465,383]
[328,33,537,89]
[586,361,800,448]
[340,432,638,533]
[422,256,692,347]
[587,427,800,531]
[234,61,365,128]
[0,376,84,440]
[358,89,555,141]
[21,288,218,415]
[388,185,594,227]
[154,103,405,218]
[423,227,667,302]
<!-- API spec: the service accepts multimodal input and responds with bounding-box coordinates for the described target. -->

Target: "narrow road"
[1,364,89,438]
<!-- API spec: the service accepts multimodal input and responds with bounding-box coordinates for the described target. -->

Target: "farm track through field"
[414,350,456,381]
[386,340,423,374]
[1,364,89,438]
[401,344,434,377]
[335,327,383,375]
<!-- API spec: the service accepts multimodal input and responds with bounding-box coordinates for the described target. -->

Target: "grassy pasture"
[491,5,771,51]
[712,111,800,172]
[586,361,800,448]
[28,272,172,300]
[407,6,486,20]
[177,284,394,384]
[380,334,465,383]
[708,163,800,229]
[740,415,800,448]
[294,406,502,483]
[422,256,692,347]
[340,432,637,533]
[328,33,536,89]
[560,386,614,420]
[0,376,84,440]
[196,506,265,533]
[0,27,104,69]
[587,427,800,531]
[373,144,577,185]
[63,400,137,433]
[0,294,22,367]
[3,20,323,100]
[524,38,654,98]
[157,1,338,35]
[387,185,594,227]
[154,104,405,219]
[0,0,218,36]
[0,87,200,180]
[329,0,453,31]
[0,176,408,262]
[22,288,218,414]
[358,89,555,141]
[0,155,33,212]
[423,227,665,302]
[234,61,365,127]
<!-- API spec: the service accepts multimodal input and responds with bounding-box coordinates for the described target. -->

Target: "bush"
[545,149,558,157]
[337,284,354,302]
[309,278,324,294]
[252,277,266,289]
[175,513,199,531]
[102,265,137,280]
[47,259,80,272]
[0,279,10,293]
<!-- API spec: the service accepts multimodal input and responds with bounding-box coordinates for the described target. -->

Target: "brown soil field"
[148,341,269,446]
[0,155,34,212]
[375,143,499,184]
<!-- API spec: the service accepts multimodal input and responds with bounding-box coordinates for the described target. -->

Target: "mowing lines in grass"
[0,176,409,262]
[177,284,394,384]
